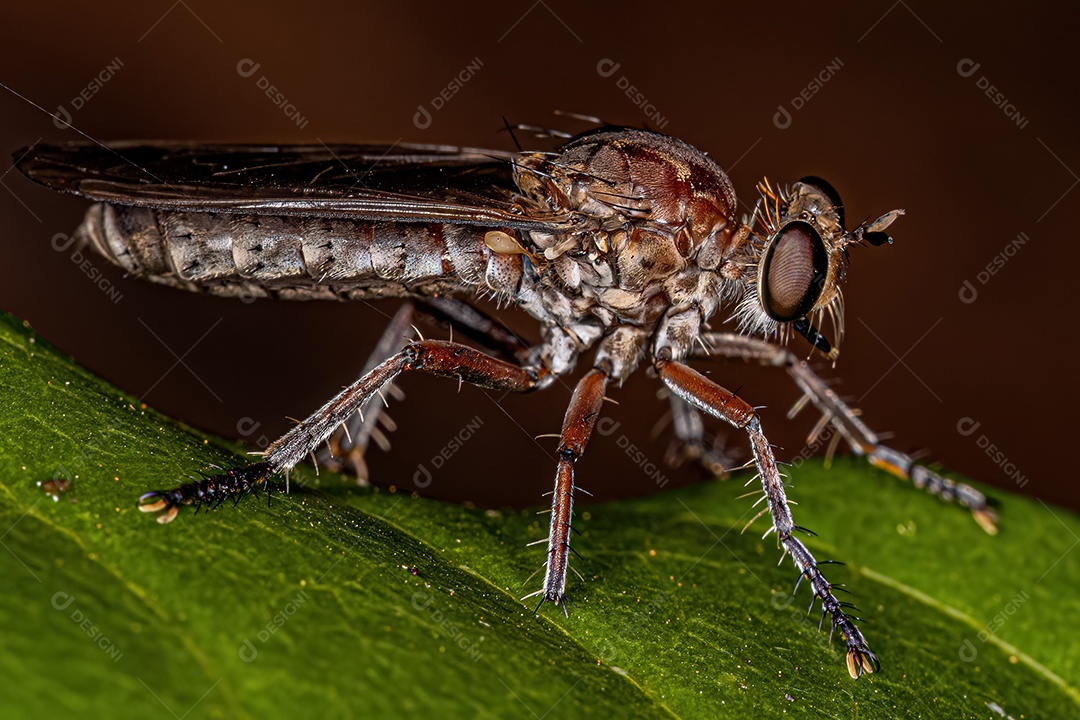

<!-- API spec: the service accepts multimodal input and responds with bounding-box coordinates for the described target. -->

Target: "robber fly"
[15,125,998,678]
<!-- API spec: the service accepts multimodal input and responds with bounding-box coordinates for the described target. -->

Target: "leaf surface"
[0,312,1076,719]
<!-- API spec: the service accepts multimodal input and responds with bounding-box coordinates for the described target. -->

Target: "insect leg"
[525,366,610,615]
[660,392,737,477]
[321,298,532,479]
[693,333,997,534]
[416,296,532,365]
[138,340,549,521]
[658,357,878,678]
[318,303,417,481]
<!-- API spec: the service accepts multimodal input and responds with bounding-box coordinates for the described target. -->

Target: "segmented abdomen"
[78,203,525,301]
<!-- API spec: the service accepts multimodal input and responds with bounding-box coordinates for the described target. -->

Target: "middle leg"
[525,365,610,615]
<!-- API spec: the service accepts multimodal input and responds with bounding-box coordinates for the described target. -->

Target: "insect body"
[16,127,996,678]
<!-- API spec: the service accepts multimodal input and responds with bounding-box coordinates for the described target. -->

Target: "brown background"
[1,2,1076,513]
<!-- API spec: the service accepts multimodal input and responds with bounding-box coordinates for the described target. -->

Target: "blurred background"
[1,2,1075,513]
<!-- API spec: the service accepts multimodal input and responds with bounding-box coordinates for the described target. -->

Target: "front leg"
[693,333,998,534]
[659,357,879,678]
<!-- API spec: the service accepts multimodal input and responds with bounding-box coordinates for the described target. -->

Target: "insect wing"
[14,141,567,231]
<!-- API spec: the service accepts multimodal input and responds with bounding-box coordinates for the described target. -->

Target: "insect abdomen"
[78,203,524,301]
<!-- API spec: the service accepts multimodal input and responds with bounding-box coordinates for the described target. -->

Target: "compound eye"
[759,221,828,322]
[798,175,845,229]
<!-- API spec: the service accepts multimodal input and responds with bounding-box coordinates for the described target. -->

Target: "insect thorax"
[508,128,749,369]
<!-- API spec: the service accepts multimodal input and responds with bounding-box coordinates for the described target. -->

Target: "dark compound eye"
[759,221,828,322]
[798,175,844,230]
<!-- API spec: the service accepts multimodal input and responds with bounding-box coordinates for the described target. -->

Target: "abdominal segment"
[77,203,525,301]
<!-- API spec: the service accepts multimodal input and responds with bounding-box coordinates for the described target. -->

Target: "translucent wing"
[15,141,568,231]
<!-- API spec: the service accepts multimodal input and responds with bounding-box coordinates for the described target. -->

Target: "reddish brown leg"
[417,296,533,365]
[658,357,879,678]
[525,366,610,615]
[139,340,548,521]
[318,298,533,481]
[692,332,997,533]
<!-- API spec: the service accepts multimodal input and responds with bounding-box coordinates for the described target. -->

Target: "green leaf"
[1,311,1076,719]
